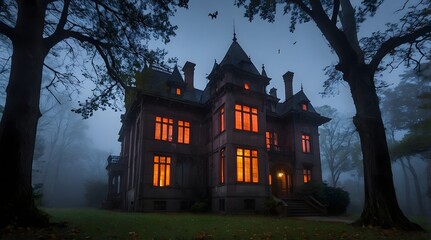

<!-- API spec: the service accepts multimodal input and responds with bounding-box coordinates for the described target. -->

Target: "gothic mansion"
[106,36,330,213]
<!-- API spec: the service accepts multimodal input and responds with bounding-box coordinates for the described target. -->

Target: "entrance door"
[274,170,292,199]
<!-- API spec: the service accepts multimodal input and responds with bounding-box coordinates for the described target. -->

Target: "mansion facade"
[105,36,330,213]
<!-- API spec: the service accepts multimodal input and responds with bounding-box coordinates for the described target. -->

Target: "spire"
[261,64,267,77]
[233,20,237,42]
[301,82,304,91]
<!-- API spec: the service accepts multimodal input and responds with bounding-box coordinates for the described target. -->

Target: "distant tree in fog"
[316,105,357,188]
[381,63,431,214]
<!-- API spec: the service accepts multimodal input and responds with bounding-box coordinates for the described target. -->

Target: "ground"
[0,208,429,239]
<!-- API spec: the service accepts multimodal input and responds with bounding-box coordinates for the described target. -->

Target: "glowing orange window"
[266,131,271,150]
[220,148,225,184]
[236,148,258,183]
[176,88,181,95]
[303,168,312,183]
[301,103,308,111]
[269,174,272,185]
[220,106,225,132]
[155,116,173,141]
[235,104,258,132]
[153,156,171,187]
[178,120,190,144]
[244,82,250,90]
[301,134,311,153]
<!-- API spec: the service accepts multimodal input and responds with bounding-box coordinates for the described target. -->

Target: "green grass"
[1,208,430,239]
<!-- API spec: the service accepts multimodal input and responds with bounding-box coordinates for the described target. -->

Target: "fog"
[0,0,428,226]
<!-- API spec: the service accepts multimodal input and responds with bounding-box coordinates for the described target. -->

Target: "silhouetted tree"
[0,0,188,227]
[235,0,430,230]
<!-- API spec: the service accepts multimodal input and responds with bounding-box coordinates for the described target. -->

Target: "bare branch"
[369,24,431,72]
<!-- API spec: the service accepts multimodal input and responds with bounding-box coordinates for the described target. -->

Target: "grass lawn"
[1,208,430,239]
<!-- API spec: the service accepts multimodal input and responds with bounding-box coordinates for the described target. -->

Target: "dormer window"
[244,82,250,90]
[301,103,308,111]
[176,88,181,95]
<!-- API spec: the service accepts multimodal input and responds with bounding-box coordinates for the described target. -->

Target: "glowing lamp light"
[278,172,284,178]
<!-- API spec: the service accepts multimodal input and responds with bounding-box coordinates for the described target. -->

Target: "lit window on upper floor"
[176,88,181,95]
[301,134,311,153]
[301,103,308,111]
[155,116,173,142]
[244,82,250,90]
[220,106,225,132]
[266,131,279,151]
[235,104,258,132]
[178,120,190,144]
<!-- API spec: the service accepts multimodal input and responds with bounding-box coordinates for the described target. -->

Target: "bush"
[297,182,350,215]
[190,200,209,213]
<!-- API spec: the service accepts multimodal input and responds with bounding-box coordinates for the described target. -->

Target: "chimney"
[269,87,277,98]
[283,71,294,100]
[182,61,196,91]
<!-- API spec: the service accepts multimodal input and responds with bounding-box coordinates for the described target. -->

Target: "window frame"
[177,120,190,144]
[154,116,173,142]
[236,147,259,183]
[153,155,171,187]
[220,106,225,132]
[220,148,225,184]
[303,168,312,183]
[235,104,258,133]
[301,133,311,153]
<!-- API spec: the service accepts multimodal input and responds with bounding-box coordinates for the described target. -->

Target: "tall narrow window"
[268,174,272,185]
[236,148,258,183]
[301,134,311,153]
[266,131,271,150]
[235,104,258,132]
[244,82,250,90]
[266,131,279,151]
[178,120,190,144]
[220,148,225,184]
[153,155,171,187]
[176,88,181,95]
[301,103,308,111]
[220,106,225,132]
[303,168,312,183]
[155,117,173,142]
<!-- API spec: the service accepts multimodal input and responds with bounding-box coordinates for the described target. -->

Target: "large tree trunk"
[0,1,49,227]
[347,65,422,230]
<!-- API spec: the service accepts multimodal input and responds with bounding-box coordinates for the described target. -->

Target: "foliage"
[0,0,189,117]
[190,199,209,213]
[85,180,108,208]
[298,182,350,216]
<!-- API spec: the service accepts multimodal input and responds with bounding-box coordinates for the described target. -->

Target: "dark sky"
[85,0,408,154]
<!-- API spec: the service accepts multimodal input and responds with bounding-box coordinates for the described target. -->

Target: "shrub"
[190,200,209,213]
[297,182,350,215]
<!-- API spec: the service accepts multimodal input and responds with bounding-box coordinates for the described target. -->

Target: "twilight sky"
[85,0,407,154]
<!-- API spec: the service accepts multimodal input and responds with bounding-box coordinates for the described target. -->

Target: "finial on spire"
[301,82,304,91]
[233,20,237,42]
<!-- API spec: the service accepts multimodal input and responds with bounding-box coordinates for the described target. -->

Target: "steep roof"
[218,40,261,76]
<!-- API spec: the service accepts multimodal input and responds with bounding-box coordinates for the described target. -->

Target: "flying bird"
[208,11,218,19]
[278,49,280,54]
[293,41,297,45]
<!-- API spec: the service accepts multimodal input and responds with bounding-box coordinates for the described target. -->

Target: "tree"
[0,0,188,227]
[316,105,356,187]
[235,0,430,230]
[381,68,431,214]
